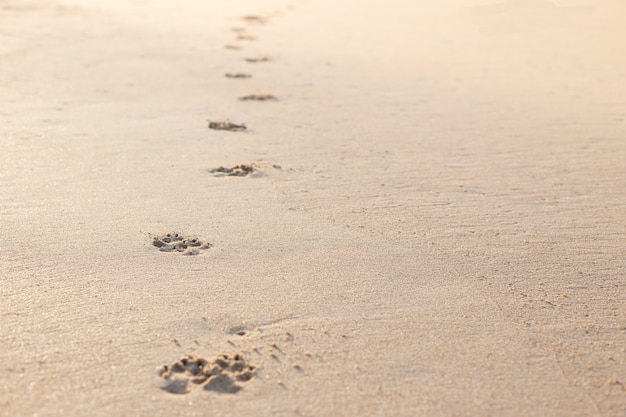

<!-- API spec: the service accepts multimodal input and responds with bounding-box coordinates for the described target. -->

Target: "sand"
[1,0,625,416]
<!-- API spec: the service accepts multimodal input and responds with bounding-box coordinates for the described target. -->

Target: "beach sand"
[1,0,625,415]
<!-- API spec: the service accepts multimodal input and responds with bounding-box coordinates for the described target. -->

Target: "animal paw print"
[238,94,277,101]
[159,354,256,394]
[151,233,212,255]
[225,72,251,79]
[208,120,247,131]
[244,56,270,63]
[209,164,256,177]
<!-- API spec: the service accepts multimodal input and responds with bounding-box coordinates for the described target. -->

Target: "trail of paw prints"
[151,232,212,255]
[159,353,256,394]
[226,28,250,50]
[219,9,292,130]
[225,14,267,50]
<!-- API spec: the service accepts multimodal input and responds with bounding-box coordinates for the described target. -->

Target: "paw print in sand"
[209,164,256,177]
[208,120,247,132]
[151,233,212,255]
[159,354,256,394]
[238,94,277,101]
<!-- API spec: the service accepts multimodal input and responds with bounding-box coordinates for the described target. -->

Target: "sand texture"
[1,0,625,416]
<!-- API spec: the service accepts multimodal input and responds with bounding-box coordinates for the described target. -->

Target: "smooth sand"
[1,0,625,415]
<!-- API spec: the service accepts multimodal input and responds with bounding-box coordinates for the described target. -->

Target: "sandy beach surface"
[1,0,625,415]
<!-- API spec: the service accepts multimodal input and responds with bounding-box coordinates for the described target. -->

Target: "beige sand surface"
[1,0,625,415]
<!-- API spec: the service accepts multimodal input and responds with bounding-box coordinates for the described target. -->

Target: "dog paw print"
[159,354,256,394]
[208,164,256,177]
[225,72,251,79]
[244,56,270,63]
[238,94,277,101]
[208,120,247,132]
[151,232,212,255]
